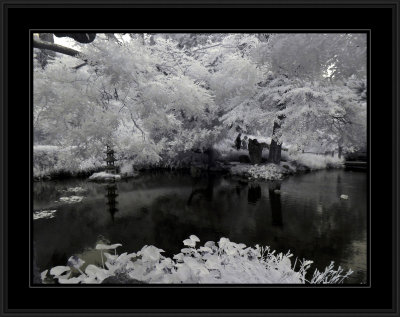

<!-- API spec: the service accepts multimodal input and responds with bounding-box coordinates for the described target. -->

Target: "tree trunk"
[268,115,284,164]
[338,145,343,159]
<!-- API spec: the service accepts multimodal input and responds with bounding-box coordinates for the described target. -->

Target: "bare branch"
[130,111,146,141]
[191,43,222,53]
[74,62,88,70]
[33,38,84,59]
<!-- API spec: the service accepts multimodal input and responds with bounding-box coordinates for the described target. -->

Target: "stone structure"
[248,139,265,164]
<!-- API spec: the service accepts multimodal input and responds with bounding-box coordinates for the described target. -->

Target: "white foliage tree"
[34,32,367,172]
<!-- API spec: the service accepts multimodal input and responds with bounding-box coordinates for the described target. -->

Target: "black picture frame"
[1,0,399,316]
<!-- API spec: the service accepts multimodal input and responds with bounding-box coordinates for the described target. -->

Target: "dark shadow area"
[268,181,283,227]
[247,184,261,204]
[187,173,216,205]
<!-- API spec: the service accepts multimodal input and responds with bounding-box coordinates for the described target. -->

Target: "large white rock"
[88,172,121,182]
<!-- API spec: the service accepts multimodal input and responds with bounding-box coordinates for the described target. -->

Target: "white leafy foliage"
[173,253,184,262]
[45,236,352,284]
[180,248,193,254]
[204,241,216,248]
[34,33,366,176]
[55,271,72,282]
[183,239,196,247]
[49,266,70,277]
[289,153,344,170]
[189,235,200,242]
[33,210,57,220]
[40,270,48,281]
[95,243,122,250]
[138,245,165,262]
[104,252,118,260]
[310,262,354,284]
[84,264,110,283]
[198,246,212,253]
[59,196,84,203]
[230,163,284,181]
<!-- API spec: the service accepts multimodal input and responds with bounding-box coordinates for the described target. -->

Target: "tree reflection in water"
[268,181,283,227]
[33,170,367,284]
[187,174,215,205]
[247,184,261,204]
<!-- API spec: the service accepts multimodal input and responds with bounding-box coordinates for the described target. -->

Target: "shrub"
[289,153,344,170]
[42,236,352,284]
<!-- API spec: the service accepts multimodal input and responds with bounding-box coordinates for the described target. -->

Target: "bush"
[230,163,284,180]
[33,145,103,179]
[289,153,344,170]
[42,236,353,284]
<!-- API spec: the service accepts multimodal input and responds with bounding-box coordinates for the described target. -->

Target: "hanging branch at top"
[33,38,99,70]
[33,38,83,59]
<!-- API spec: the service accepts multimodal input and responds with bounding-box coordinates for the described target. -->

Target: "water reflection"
[235,180,248,197]
[248,184,261,204]
[33,169,367,284]
[105,183,119,222]
[336,173,342,197]
[268,181,283,227]
[187,174,215,205]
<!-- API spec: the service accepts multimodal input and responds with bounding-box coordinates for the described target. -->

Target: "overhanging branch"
[34,38,82,58]
[33,38,96,69]
[33,37,97,68]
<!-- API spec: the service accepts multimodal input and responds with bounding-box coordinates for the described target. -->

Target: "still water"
[33,169,367,284]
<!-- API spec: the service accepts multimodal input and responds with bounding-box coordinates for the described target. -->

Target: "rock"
[340,194,349,200]
[88,172,121,182]
[248,139,264,165]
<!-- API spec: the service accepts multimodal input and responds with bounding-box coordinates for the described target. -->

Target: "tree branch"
[33,38,83,58]
[34,39,98,70]
[74,62,88,70]
[191,43,222,53]
[129,111,146,141]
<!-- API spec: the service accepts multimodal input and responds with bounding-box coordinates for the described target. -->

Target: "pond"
[33,168,367,284]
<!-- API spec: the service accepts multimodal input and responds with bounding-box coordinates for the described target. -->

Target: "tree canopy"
[33,33,367,167]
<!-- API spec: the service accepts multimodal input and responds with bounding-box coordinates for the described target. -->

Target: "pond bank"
[33,144,345,182]
[33,156,344,182]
